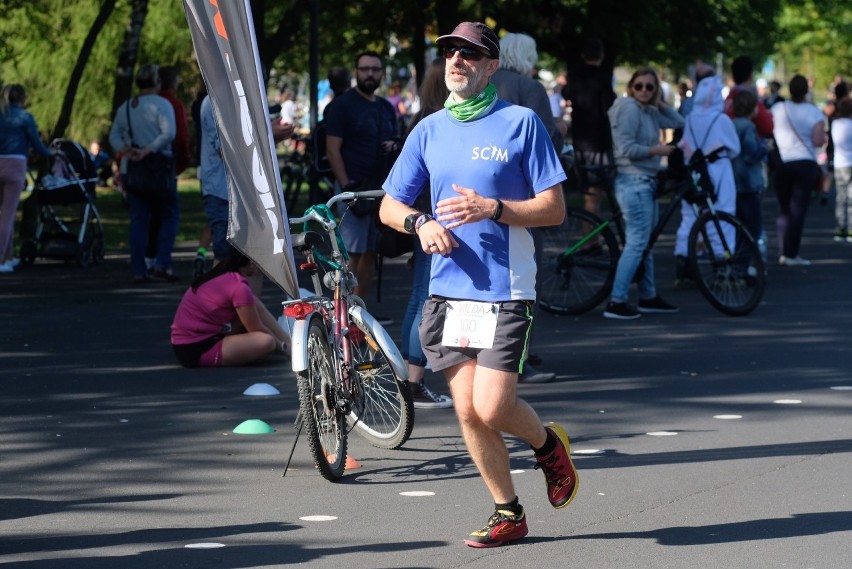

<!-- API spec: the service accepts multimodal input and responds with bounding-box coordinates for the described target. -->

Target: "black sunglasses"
[443,46,487,62]
[632,82,656,92]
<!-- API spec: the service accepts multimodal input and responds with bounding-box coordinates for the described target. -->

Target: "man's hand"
[272,120,296,143]
[435,184,498,230]
[126,147,150,162]
[417,219,459,256]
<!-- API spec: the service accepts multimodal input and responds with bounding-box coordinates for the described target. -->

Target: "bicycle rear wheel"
[297,317,347,481]
[347,323,414,450]
[539,207,619,315]
[687,210,765,316]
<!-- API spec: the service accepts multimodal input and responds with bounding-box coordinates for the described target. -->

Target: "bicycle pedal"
[354,360,377,372]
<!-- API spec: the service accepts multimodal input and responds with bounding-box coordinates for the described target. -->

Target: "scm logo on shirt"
[472,145,509,162]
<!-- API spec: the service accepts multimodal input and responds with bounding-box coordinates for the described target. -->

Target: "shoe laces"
[534,451,569,484]
[484,509,519,528]
[418,383,443,402]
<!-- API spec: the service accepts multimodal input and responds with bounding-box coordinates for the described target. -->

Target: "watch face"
[404,213,419,233]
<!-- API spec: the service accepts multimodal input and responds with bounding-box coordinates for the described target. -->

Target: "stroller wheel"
[91,234,105,265]
[20,241,37,266]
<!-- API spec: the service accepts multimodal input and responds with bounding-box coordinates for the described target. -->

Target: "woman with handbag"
[770,74,827,266]
[109,63,178,283]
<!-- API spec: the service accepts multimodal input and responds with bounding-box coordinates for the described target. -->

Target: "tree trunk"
[110,0,150,122]
[410,0,428,88]
[52,0,119,141]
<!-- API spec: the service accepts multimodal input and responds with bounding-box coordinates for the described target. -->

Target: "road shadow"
[578,511,852,545]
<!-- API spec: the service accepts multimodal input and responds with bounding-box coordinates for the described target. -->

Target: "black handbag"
[123,99,175,200]
[124,152,175,199]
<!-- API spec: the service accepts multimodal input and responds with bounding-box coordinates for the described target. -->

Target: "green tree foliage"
[774,0,852,94]
[0,0,846,149]
[0,0,193,146]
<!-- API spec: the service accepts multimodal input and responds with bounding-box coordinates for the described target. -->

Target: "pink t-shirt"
[170,272,255,345]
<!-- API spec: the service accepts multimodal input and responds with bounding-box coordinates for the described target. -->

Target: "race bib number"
[441,301,499,349]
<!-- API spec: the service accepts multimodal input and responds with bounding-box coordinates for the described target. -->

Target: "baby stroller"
[20,140,105,267]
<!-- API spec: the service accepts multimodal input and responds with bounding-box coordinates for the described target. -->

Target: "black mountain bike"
[539,152,766,316]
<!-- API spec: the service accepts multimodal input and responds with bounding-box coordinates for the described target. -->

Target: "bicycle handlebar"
[328,189,386,207]
[287,190,386,228]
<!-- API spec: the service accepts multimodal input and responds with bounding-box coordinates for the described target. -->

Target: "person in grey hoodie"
[603,67,684,320]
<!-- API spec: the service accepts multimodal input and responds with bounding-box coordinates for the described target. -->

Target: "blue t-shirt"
[384,99,566,302]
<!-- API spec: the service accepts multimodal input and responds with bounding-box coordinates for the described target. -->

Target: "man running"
[379,21,579,547]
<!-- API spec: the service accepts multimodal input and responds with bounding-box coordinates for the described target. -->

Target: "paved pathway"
[1,196,850,568]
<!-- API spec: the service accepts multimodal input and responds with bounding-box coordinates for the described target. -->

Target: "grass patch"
[16,173,319,255]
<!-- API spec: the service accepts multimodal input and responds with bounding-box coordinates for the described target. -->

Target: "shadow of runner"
[577,511,852,545]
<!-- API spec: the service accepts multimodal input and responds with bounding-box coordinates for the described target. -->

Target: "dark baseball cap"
[436,22,500,60]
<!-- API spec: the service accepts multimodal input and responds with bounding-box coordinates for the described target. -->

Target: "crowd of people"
[2,21,850,548]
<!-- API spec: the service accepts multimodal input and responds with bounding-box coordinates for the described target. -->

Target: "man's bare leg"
[446,360,547,503]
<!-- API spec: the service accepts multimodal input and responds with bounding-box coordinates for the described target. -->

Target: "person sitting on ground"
[170,248,290,368]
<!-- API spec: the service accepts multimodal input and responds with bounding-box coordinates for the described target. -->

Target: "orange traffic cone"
[325,452,362,470]
[344,455,362,469]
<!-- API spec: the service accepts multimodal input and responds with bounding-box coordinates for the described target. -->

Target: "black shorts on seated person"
[173,334,224,368]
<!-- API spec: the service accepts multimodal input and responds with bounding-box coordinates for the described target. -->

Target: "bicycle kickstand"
[282,410,304,478]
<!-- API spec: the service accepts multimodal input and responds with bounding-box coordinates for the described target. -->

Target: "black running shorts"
[419,296,534,374]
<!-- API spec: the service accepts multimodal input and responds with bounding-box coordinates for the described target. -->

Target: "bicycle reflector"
[283,302,315,320]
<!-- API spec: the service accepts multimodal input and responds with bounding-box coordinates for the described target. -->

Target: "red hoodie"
[159,90,191,175]
[725,85,774,138]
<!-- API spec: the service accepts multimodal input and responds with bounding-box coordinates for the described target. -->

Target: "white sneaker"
[779,256,811,267]
[0,261,14,273]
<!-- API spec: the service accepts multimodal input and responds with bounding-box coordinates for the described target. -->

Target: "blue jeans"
[202,194,229,260]
[127,188,180,277]
[401,245,430,367]
[611,173,658,302]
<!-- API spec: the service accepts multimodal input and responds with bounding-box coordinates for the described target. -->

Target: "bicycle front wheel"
[347,322,414,450]
[297,317,347,481]
[539,207,619,315]
[687,210,765,316]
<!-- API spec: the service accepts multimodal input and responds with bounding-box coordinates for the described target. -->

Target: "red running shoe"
[534,422,579,509]
[464,508,528,548]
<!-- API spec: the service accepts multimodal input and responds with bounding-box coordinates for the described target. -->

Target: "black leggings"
[774,160,819,258]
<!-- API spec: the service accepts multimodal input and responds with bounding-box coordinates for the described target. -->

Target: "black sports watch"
[403,213,421,234]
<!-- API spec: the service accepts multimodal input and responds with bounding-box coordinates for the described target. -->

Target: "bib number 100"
[441,300,499,349]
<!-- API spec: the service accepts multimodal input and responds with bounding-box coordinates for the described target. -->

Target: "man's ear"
[485,58,500,78]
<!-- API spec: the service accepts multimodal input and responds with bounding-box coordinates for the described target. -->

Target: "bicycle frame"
[284,191,407,382]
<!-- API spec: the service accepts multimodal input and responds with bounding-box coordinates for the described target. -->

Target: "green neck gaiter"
[444,83,498,122]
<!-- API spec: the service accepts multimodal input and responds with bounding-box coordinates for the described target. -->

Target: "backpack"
[685,113,723,202]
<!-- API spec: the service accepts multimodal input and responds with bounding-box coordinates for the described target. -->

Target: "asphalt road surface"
[2,196,850,568]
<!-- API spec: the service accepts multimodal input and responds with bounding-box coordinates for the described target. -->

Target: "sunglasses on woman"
[632,82,656,92]
[443,46,486,62]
